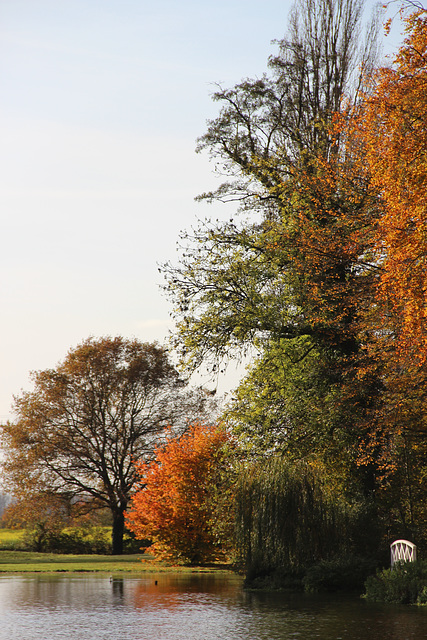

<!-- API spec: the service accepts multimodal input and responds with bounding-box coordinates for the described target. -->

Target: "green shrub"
[364,561,427,604]
[417,585,427,604]
[243,567,303,591]
[8,524,142,554]
[243,556,376,593]
[122,528,147,554]
[303,555,377,593]
[23,525,112,554]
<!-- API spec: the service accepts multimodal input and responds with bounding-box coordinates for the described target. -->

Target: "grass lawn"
[0,550,234,574]
[0,529,234,574]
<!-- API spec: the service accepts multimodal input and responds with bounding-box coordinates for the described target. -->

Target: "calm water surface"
[0,573,426,640]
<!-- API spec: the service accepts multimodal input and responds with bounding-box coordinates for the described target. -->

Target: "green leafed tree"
[162,0,382,473]
[0,336,206,554]
[226,335,384,500]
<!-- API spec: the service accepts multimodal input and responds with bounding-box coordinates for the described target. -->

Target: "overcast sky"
[0,0,404,419]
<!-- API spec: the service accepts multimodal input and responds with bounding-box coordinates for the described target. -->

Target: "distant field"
[0,525,114,552]
[0,528,27,549]
[0,550,233,574]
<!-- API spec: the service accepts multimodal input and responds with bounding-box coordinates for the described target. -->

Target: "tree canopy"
[163,0,380,371]
[0,336,203,554]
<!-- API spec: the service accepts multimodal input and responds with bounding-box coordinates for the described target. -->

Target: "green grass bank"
[0,550,234,574]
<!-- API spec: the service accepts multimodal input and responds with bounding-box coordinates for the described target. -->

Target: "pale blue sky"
[0,1,403,419]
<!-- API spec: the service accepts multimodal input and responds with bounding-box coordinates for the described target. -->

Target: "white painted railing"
[390,539,417,567]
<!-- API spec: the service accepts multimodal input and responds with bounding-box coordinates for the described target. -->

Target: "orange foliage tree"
[125,422,234,565]
[336,8,427,538]
[358,8,427,362]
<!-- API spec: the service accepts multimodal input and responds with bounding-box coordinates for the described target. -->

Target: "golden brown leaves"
[357,9,427,365]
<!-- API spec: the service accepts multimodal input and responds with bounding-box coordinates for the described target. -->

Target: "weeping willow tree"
[235,457,379,582]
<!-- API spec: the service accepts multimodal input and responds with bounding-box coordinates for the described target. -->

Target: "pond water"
[0,573,426,640]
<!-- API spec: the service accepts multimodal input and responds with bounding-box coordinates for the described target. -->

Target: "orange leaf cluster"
[358,10,427,363]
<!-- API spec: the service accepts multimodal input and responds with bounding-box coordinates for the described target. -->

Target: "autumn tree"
[341,6,427,542]
[126,422,233,564]
[0,337,205,554]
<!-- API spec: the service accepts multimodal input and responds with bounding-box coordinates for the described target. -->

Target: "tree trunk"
[112,508,125,555]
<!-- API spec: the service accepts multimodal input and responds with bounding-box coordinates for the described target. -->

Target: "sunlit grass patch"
[0,551,145,573]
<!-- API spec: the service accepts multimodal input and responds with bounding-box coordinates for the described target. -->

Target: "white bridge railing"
[390,539,417,567]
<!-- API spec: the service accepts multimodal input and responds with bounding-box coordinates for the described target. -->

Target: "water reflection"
[111,577,124,601]
[0,574,426,640]
[131,572,241,610]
